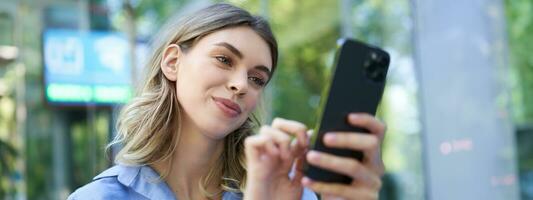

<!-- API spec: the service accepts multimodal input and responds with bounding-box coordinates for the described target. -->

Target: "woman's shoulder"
[67,165,144,200]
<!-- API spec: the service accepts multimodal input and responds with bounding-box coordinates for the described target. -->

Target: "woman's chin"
[194,109,248,140]
[200,124,240,140]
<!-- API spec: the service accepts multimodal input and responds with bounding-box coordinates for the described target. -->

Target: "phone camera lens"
[364,51,386,82]
[371,52,378,61]
[363,60,371,69]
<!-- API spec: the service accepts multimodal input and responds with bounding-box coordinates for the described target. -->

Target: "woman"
[68,3,385,200]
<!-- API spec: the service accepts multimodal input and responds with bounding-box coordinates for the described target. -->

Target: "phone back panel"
[304,39,390,184]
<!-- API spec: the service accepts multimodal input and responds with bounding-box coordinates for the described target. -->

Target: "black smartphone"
[303,38,390,184]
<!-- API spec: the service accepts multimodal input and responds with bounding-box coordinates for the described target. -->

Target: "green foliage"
[234,0,341,126]
[26,126,54,200]
[506,0,533,124]
[70,110,111,189]
[0,139,17,197]
[0,10,19,198]
[133,0,189,21]
[271,28,338,126]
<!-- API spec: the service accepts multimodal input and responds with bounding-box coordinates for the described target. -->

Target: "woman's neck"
[152,117,225,200]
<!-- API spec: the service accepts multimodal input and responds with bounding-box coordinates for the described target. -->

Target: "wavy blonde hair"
[107,3,278,198]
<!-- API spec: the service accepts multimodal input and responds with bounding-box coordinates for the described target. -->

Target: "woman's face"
[168,26,272,140]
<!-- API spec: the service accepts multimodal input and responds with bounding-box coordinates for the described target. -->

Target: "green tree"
[506,0,533,124]
[505,2,533,197]
[0,139,17,197]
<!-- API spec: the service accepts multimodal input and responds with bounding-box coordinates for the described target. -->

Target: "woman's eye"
[215,55,232,66]
[249,77,266,87]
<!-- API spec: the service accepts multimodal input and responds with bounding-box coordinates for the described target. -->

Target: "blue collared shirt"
[68,165,318,200]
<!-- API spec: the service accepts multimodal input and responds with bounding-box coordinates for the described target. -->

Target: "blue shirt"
[68,165,318,200]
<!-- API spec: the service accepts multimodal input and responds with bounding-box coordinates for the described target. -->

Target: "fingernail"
[291,139,299,147]
[324,133,336,143]
[302,177,312,186]
[349,113,360,120]
[307,151,320,161]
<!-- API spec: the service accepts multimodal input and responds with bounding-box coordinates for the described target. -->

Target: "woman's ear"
[160,44,182,81]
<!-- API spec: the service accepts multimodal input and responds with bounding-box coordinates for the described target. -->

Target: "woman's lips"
[213,97,242,117]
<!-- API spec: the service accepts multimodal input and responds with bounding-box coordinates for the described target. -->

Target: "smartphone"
[303,38,390,184]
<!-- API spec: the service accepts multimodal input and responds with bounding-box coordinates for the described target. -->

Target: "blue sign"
[43,29,145,104]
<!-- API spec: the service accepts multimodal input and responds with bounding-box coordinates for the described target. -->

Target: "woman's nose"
[227,71,248,96]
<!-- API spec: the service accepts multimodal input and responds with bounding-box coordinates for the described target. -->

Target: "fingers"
[321,194,346,200]
[258,126,291,160]
[305,151,382,189]
[244,134,283,181]
[322,132,384,176]
[323,132,379,152]
[302,177,379,200]
[259,117,309,160]
[342,113,387,175]
[307,129,314,138]
[347,113,386,140]
[264,136,280,157]
[244,134,273,162]
[245,118,311,182]
[272,118,309,148]
[291,152,306,185]
[245,133,285,162]
[290,130,314,185]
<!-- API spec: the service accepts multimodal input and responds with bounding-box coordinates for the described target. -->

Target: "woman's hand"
[243,118,310,200]
[302,113,386,200]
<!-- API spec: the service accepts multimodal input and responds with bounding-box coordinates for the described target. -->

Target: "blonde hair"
[107,3,278,198]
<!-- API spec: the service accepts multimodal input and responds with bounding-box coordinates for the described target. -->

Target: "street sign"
[42,28,145,105]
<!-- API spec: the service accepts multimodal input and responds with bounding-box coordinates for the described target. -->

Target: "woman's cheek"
[244,92,261,113]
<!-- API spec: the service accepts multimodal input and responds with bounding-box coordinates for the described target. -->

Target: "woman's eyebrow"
[214,42,272,79]
[214,42,243,59]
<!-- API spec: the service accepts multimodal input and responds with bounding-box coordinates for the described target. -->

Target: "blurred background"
[0,0,531,199]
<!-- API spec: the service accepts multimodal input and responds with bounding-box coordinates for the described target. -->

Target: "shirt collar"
[129,165,177,200]
[95,164,176,200]
[94,164,241,200]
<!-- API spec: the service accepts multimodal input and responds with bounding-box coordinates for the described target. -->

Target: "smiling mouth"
[212,97,242,118]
